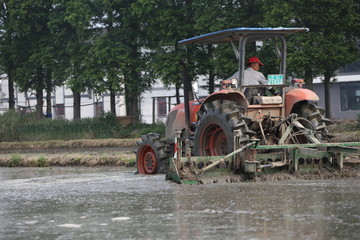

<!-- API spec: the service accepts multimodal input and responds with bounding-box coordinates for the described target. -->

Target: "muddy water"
[0,167,359,240]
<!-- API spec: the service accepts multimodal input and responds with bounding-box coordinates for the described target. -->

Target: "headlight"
[231,78,238,85]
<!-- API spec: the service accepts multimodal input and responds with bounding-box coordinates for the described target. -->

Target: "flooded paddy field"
[0,167,359,240]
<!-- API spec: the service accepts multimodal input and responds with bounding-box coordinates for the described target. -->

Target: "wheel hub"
[144,152,157,173]
[202,124,228,156]
[138,145,158,174]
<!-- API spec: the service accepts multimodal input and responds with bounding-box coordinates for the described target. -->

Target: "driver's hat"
[247,57,264,66]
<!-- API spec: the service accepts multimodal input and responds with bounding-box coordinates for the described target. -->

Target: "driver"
[228,57,279,101]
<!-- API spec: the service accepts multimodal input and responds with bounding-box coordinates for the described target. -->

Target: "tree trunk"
[304,69,313,90]
[125,89,140,125]
[209,71,215,94]
[35,68,44,119]
[175,84,181,104]
[130,96,139,124]
[35,90,44,119]
[73,90,81,120]
[124,82,140,125]
[45,69,52,118]
[46,88,52,118]
[110,88,116,115]
[324,71,332,119]
[8,75,15,109]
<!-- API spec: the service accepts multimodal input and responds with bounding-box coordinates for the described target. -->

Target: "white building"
[313,72,360,119]
[0,74,126,119]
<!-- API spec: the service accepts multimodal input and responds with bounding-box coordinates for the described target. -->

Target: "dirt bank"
[0,139,139,167]
[0,149,136,168]
[329,119,360,142]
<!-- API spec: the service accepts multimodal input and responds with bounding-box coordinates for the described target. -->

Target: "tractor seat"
[252,96,282,105]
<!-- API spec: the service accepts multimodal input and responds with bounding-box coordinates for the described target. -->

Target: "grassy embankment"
[0,111,165,167]
[328,119,360,142]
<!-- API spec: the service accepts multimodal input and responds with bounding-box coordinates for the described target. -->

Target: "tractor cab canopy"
[178,27,309,89]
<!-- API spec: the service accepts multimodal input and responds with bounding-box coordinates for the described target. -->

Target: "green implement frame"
[167,133,360,184]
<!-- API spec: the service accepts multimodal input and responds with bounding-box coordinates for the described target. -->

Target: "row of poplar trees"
[0,0,359,121]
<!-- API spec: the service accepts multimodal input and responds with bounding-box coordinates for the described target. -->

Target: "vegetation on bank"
[0,153,136,168]
[328,118,360,133]
[0,138,138,151]
[0,111,165,142]
[328,119,360,142]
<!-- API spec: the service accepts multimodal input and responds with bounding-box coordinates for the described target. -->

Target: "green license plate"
[267,74,284,85]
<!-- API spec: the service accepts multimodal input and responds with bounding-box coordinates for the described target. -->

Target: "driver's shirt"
[243,68,268,85]
[228,68,268,85]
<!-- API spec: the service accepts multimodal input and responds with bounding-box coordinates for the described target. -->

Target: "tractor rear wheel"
[291,102,332,143]
[194,100,253,156]
[136,133,170,174]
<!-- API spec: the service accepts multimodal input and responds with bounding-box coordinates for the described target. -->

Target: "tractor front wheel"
[136,133,169,174]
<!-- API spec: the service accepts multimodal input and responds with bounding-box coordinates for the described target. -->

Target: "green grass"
[328,119,360,133]
[0,110,165,142]
[8,154,22,167]
[122,157,136,167]
[36,156,48,167]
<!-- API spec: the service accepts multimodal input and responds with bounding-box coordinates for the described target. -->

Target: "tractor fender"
[285,88,319,116]
[200,90,248,110]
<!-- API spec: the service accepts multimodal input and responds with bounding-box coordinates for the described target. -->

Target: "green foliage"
[136,0,198,89]
[18,112,121,141]
[72,158,81,165]
[0,110,24,141]
[262,0,360,81]
[141,0,268,93]
[8,154,21,167]
[262,0,360,118]
[36,156,48,167]
[0,111,165,141]
[2,0,59,118]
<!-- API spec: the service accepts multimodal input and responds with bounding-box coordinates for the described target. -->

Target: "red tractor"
[136,27,336,177]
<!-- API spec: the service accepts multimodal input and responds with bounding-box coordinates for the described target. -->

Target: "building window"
[55,104,65,119]
[340,82,360,111]
[94,102,104,117]
[158,97,167,116]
